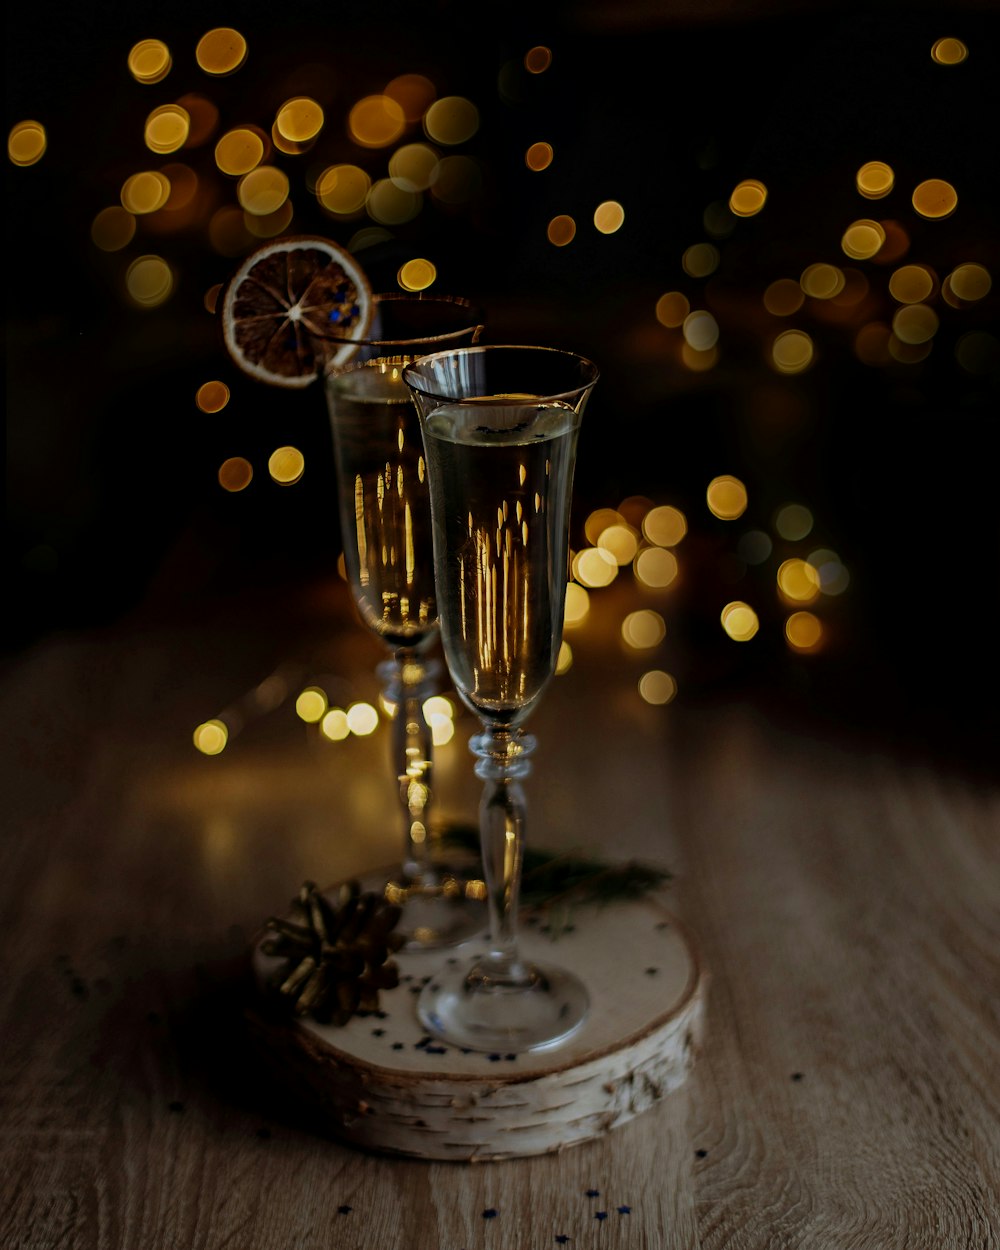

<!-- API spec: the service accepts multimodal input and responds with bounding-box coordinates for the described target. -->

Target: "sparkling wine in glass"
[324,295,485,947]
[404,345,600,1051]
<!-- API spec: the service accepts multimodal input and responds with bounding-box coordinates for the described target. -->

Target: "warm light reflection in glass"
[786,611,823,651]
[121,171,171,214]
[643,506,686,547]
[317,164,371,214]
[585,508,625,544]
[367,179,421,225]
[525,46,552,73]
[775,503,813,540]
[389,143,439,192]
[656,291,689,328]
[889,264,935,304]
[128,40,172,84]
[763,279,804,316]
[423,96,479,145]
[622,610,666,649]
[385,74,436,123]
[707,475,748,519]
[771,329,814,374]
[398,258,437,291]
[276,97,324,143]
[555,641,573,675]
[321,708,350,741]
[594,201,625,234]
[194,719,228,754]
[296,687,328,722]
[721,602,759,641]
[912,179,957,219]
[841,219,885,260]
[196,27,247,76]
[573,547,618,587]
[682,243,720,277]
[9,120,47,166]
[893,303,939,344]
[145,105,190,154]
[526,142,553,171]
[350,95,406,148]
[126,255,173,306]
[91,206,136,251]
[218,457,252,492]
[548,215,576,246]
[346,702,379,736]
[268,446,305,484]
[931,37,968,64]
[950,263,991,302]
[683,310,719,351]
[639,670,676,705]
[856,161,894,199]
[634,547,678,589]
[729,179,767,216]
[777,558,820,603]
[564,582,590,626]
[801,263,845,299]
[598,524,639,565]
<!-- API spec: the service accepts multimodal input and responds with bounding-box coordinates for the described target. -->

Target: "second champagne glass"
[324,295,485,947]
[404,344,600,1051]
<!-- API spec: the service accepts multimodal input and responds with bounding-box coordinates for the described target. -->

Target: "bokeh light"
[801,263,845,299]
[856,161,894,199]
[683,310,719,351]
[525,46,552,73]
[215,128,265,176]
[889,264,936,304]
[682,243,720,277]
[808,548,850,595]
[555,642,573,675]
[160,162,199,211]
[275,97,324,143]
[721,602,759,641]
[774,503,813,540]
[564,582,590,626]
[246,200,295,239]
[177,94,219,147]
[771,329,814,375]
[195,27,247,76]
[642,506,686,547]
[634,547,678,589]
[193,720,228,755]
[126,255,173,307]
[398,258,437,291]
[622,610,666,649]
[763,279,804,316]
[385,74,436,123]
[777,558,820,603]
[350,95,406,148]
[317,164,371,214]
[144,105,190,154]
[573,547,618,587]
[841,219,885,260]
[196,381,230,413]
[268,446,305,484]
[892,303,939,345]
[584,508,624,544]
[707,476,747,521]
[729,179,767,216]
[594,201,625,234]
[121,171,171,214]
[785,611,823,651]
[296,687,328,722]
[950,263,991,302]
[912,179,957,219]
[931,37,968,64]
[238,166,289,215]
[128,39,172,85]
[548,215,576,246]
[346,702,379,736]
[367,178,421,225]
[218,457,253,492]
[639,670,677,705]
[655,291,689,328]
[91,206,136,252]
[9,121,47,166]
[598,524,639,565]
[526,142,554,171]
[423,96,479,145]
[320,709,350,741]
[389,143,439,192]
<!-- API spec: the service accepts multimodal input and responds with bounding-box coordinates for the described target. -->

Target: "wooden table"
[2,577,997,1249]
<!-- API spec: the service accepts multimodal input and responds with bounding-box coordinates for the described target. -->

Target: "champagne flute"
[403,344,600,1052]
[324,295,485,947]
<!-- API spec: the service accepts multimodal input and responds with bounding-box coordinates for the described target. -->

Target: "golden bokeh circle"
[91,206,136,252]
[237,166,290,215]
[215,128,265,176]
[526,141,554,171]
[721,602,759,641]
[912,178,957,220]
[841,219,885,260]
[786,611,823,651]
[931,37,968,65]
[350,95,406,148]
[126,255,174,307]
[525,46,552,73]
[639,670,677,706]
[8,120,47,166]
[655,291,689,328]
[892,303,939,345]
[707,475,748,520]
[634,547,679,589]
[145,104,191,155]
[276,97,324,143]
[423,96,479,145]
[268,446,305,485]
[547,215,576,247]
[856,161,894,199]
[729,179,767,217]
[771,329,814,375]
[888,264,935,304]
[196,27,247,76]
[316,164,371,214]
[385,74,436,123]
[121,171,171,214]
[398,258,437,291]
[642,505,687,547]
[128,39,172,84]
[196,381,231,413]
[218,457,253,492]
[763,278,804,317]
[594,201,625,234]
[950,263,991,302]
[801,263,845,299]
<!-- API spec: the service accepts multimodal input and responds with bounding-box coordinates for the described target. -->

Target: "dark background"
[6,0,999,770]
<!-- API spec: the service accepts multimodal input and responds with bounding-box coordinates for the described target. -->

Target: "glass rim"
[402,343,600,405]
[323,292,483,362]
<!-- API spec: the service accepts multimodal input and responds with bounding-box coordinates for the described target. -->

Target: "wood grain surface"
[1,581,997,1249]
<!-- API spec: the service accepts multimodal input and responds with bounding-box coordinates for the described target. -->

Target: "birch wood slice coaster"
[246,870,707,1161]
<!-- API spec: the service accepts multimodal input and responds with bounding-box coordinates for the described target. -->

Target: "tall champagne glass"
[324,295,485,947]
[403,345,599,1051]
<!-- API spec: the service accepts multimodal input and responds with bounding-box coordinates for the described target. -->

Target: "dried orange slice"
[221,235,373,388]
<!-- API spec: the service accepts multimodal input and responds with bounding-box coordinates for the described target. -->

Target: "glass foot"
[417,960,589,1052]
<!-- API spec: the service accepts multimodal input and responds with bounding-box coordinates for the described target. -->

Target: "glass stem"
[378,649,440,886]
[471,726,537,987]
